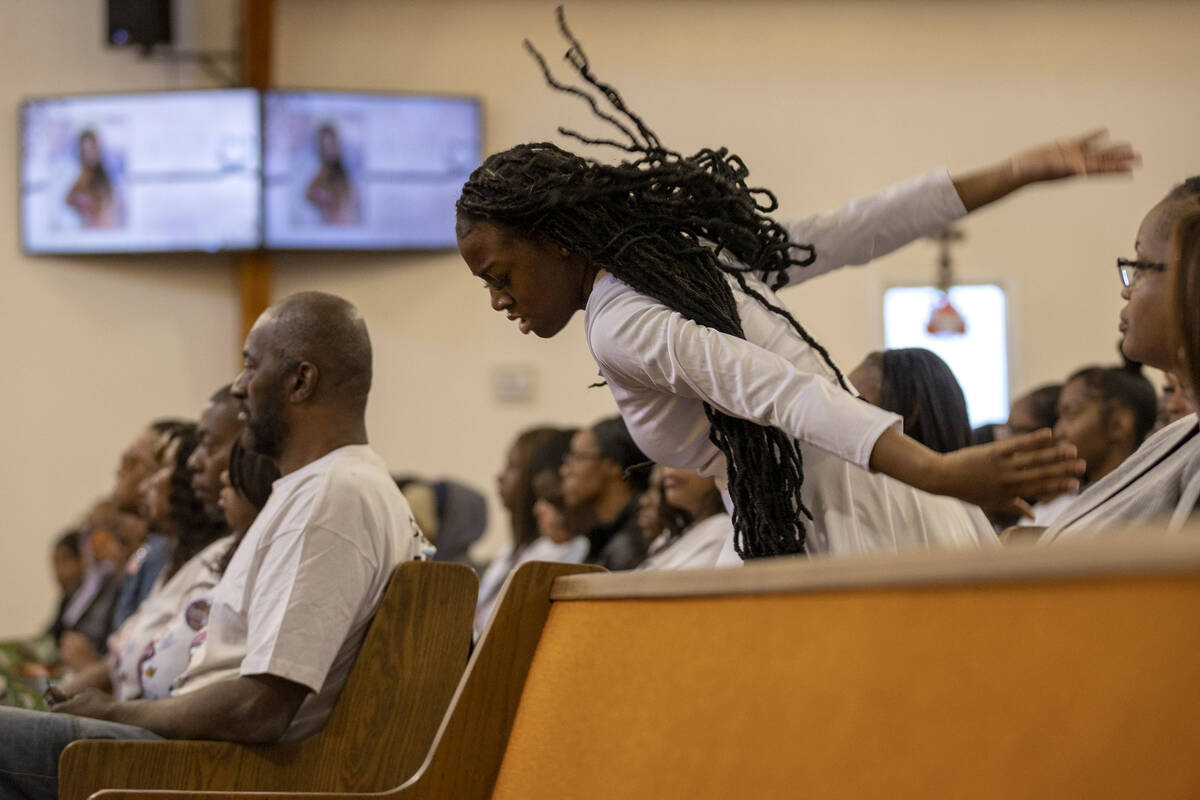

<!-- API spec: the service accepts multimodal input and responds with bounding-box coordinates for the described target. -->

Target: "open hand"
[1010,128,1140,184]
[934,429,1085,518]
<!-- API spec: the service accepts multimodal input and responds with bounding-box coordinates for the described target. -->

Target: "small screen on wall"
[20,89,262,254]
[262,91,481,251]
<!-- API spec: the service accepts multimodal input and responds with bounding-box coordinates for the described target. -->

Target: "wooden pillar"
[238,0,274,341]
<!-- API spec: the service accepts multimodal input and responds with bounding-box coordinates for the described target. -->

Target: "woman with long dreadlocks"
[458,10,1134,562]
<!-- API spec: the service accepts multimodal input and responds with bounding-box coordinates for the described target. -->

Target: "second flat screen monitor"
[263,92,481,250]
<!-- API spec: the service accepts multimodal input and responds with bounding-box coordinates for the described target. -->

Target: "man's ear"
[289,362,319,404]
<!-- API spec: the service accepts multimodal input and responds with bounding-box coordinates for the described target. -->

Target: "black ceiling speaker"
[107,0,173,50]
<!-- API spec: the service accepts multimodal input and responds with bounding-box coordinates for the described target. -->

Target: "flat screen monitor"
[20,89,262,254]
[263,91,481,250]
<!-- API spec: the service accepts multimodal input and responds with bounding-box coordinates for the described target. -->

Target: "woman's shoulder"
[585,275,675,367]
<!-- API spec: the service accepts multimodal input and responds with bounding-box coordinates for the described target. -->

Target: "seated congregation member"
[529,429,590,561]
[59,395,238,700]
[187,387,245,539]
[0,532,86,709]
[1002,384,1062,440]
[219,441,281,541]
[55,499,139,669]
[1019,367,1154,531]
[136,441,281,700]
[429,481,487,564]
[562,417,649,571]
[457,15,1116,562]
[62,422,227,673]
[1166,209,1200,528]
[45,532,84,644]
[2,501,144,707]
[991,384,1064,533]
[110,419,192,630]
[475,427,571,636]
[640,468,732,571]
[1154,372,1197,434]
[0,292,429,800]
[1054,364,1157,487]
[636,465,666,545]
[1040,179,1200,542]
[848,348,972,453]
[393,476,485,565]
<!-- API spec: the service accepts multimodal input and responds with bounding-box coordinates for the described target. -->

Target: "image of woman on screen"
[65,129,121,229]
[305,123,360,225]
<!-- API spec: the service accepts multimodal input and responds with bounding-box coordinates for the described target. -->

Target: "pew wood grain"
[59,560,477,800]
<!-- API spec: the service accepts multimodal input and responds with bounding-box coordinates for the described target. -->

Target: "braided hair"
[458,8,849,559]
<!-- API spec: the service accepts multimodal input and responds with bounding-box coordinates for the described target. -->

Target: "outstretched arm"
[781,129,1138,285]
[868,428,1085,518]
[950,128,1139,212]
[590,292,1084,514]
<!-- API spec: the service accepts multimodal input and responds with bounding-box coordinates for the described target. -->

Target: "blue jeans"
[0,706,162,800]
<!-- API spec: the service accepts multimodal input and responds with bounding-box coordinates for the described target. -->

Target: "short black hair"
[149,418,190,436]
[591,417,650,492]
[1066,362,1158,447]
[263,292,372,409]
[1024,384,1064,431]
[528,428,577,480]
[55,529,81,557]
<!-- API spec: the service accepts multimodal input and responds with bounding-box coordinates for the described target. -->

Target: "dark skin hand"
[51,674,309,743]
[950,129,1138,212]
[869,428,1085,518]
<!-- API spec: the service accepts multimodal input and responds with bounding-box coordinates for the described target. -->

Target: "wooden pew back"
[494,559,1200,798]
[89,535,1200,800]
[395,535,1200,800]
[60,560,477,800]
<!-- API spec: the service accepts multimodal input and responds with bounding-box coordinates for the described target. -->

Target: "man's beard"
[242,381,290,462]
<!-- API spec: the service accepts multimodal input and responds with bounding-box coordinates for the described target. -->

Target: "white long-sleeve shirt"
[583,169,996,559]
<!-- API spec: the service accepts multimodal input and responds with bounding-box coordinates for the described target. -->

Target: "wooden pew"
[59,560,477,800]
[90,532,1200,800]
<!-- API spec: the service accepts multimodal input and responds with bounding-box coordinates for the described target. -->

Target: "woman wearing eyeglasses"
[1166,207,1200,529]
[1040,178,1200,542]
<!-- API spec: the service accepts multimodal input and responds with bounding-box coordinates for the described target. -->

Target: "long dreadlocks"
[457,8,852,559]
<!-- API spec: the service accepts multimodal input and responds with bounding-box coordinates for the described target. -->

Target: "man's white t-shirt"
[171,444,429,740]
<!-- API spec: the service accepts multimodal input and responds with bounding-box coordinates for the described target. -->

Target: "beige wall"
[2,0,1198,636]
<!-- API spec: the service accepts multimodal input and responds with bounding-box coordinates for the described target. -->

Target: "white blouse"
[473,535,590,637]
[107,535,236,701]
[584,169,997,558]
[640,513,734,571]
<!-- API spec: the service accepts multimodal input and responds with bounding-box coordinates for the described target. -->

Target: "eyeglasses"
[1117,257,1166,288]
